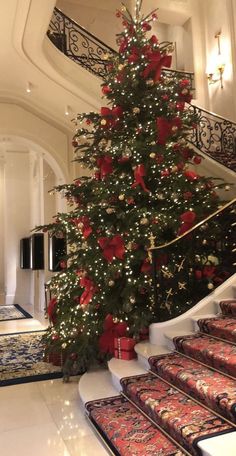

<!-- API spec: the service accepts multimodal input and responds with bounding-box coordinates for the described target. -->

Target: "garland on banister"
[37,1,231,377]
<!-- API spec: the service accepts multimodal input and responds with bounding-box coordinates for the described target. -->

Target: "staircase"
[79,293,236,456]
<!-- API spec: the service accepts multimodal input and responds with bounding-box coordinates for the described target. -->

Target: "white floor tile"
[38,377,81,405]
[0,386,53,432]
[64,432,109,456]
[0,318,46,334]
[47,399,94,440]
[0,422,71,456]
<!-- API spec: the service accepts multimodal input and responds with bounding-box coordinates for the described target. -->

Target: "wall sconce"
[207,32,225,89]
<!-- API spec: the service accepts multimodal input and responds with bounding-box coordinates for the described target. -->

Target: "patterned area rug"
[149,352,236,422]
[0,304,32,321]
[86,395,185,456]
[0,330,62,386]
[174,333,236,378]
[220,300,236,317]
[198,316,236,343]
[121,373,234,456]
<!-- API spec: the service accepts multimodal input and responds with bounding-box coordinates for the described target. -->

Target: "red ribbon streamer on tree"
[156,117,182,145]
[48,298,57,325]
[100,106,123,128]
[99,314,127,354]
[76,216,92,239]
[142,51,172,82]
[80,276,97,306]
[132,164,150,192]
[98,235,125,263]
[96,155,113,179]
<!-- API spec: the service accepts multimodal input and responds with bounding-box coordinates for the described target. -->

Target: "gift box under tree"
[114,337,137,360]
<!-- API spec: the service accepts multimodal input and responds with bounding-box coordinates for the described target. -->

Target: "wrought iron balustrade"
[187,104,236,172]
[149,198,236,321]
[47,7,115,79]
[47,7,194,89]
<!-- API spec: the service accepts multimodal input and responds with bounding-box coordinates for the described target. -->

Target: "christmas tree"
[41,1,227,374]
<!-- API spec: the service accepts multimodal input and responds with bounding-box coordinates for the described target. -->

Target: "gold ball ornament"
[140,217,149,225]
[103,53,109,60]
[129,296,136,304]
[101,119,107,126]
[106,207,115,214]
[118,64,124,71]
[149,153,156,158]
[77,222,84,229]
[171,125,178,133]
[207,282,214,290]
[108,280,115,287]
[133,107,140,114]
[171,166,178,173]
[146,79,154,87]
[225,185,230,191]
[119,194,125,201]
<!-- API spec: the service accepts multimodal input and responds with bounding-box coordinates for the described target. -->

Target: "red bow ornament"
[142,51,172,82]
[132,164,150,192]
[100,106,123,128]
[96,155,113,179]
[156,117,182,145]
[80,276,97,307]
[99,314,127,354]
[98,235,125,262]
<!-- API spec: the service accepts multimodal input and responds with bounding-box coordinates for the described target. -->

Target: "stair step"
[198,316,236,343]
[219,299,236,316]
[164,329,195,349]
[79,369,117,404]
[149,351,236,422]
[121,373,234,456]
[191,314,216,331]
[135,341,171,369]
[108,357,145,391]
[85,394,187,456]
[174,333,236,377]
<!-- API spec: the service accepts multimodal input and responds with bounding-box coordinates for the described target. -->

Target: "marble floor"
[0,304,108,456]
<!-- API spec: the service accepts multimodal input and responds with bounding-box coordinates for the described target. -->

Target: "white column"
[0,152,6,305]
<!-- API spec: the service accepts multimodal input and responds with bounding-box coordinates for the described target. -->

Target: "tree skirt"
[220,300,236,317]
[0,304,32,321]
[198,316,236,343]
[149,352,236,422]
[120,373,233,456]
[86,395,185,456]
[0,330,62,386]
[174,334,236,378]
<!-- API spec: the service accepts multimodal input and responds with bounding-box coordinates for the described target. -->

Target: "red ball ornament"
[183,191,193,200]
[180,211,196,224]
[193,155,202,165]
[116,10,121,17]
[69,353,78,361]
[142,21,152,31]
[72,139,78,147]
[51,333,59,341]
[195,270,202,280]
[102,85,112,95]
[60,260,67,269]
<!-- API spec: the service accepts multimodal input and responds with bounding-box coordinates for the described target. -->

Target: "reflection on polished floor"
[0,304,108,456]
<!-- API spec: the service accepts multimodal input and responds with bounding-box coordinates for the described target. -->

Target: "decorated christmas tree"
[41,1,228,374]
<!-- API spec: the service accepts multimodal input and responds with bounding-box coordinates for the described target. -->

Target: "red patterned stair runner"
[120,373,234,456]
[149,351,236,422]
[220,300,236,317]
[197,316,236,343]
[85,395,185,456]
[174,333,236,377]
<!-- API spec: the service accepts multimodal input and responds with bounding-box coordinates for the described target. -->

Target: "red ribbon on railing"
[98,234,125,262]
[132,164,150,192]
[80,276,96,306]
[100,106,123,128]
[142,51,172,82]
[96,155,113,179]
[156,117,182,145]
[99,314,127,354]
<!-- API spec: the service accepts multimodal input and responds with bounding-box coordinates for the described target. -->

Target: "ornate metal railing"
[47,7,194,88]
[47,7,115,79]
[187,104,236,172]
[149,198,236,321]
